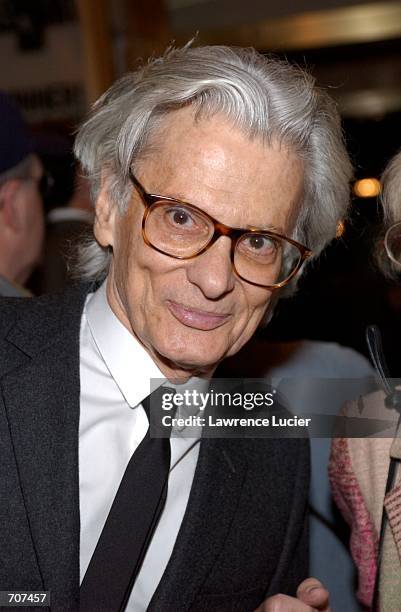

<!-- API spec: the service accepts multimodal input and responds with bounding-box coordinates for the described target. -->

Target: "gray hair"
[74,44,353,286]
[377,148,401,278]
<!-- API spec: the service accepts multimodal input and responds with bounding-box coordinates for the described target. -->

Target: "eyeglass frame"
[384,220,401,267]
[26,170,54,200]
[129,168,312,289]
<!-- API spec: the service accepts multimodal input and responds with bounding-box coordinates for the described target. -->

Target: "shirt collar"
[85,281,166,408]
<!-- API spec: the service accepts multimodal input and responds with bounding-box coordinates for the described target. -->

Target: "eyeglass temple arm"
[129,169,149,201]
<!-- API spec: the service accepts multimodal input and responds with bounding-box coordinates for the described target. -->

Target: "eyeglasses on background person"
[130,170,312,289]
[384,221,401,267]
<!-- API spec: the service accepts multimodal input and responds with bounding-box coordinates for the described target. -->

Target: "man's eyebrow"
[243,223,285,233]
[149,186,191,203]
[163,193,190,203]
[232,219,288,235]
[146,185,288,234]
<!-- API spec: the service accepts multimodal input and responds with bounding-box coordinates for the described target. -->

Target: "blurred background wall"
[1,0,401,370]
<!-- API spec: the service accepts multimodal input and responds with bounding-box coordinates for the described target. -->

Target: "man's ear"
[93,181,117,248]
[0,180,24,233]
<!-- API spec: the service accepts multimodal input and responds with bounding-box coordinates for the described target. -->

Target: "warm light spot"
[336,220,345,238]
[353,178,381,198]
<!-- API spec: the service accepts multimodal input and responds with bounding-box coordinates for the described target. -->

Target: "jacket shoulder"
[0,283,92,375]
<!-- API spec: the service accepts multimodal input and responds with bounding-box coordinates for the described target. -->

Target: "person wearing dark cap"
[0,91,45,296]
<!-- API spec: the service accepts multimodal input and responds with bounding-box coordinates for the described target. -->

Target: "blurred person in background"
[330,148,401,610]
[0,91,45,296]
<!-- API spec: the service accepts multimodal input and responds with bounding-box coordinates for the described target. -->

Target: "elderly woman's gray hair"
[381,149,401,228]
[74,44,353,284]
[377,148,401,277]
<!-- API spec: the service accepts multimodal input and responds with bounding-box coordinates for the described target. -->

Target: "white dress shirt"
[79,282,203,611]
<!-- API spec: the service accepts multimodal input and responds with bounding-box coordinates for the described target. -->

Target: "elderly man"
[0,91,45,296]
[0,46,351,611]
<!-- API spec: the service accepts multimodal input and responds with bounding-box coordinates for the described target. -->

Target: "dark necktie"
[80,388,171,611]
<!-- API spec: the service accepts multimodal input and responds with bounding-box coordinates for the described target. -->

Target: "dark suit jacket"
[0,284,309,612]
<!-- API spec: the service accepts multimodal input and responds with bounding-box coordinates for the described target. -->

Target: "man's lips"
[166,300,231,330]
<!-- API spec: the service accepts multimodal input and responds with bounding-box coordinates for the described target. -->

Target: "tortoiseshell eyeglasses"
[129,169,311,289]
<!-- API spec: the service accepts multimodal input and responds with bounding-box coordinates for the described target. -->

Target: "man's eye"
[243,234,277,254]
[167,207,194,227]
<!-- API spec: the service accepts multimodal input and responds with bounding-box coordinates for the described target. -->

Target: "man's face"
[3,154,45,284]
[21,155,45,278]
[96,107,304,378]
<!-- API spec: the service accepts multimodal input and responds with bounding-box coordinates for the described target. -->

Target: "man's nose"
[186,236,235,299]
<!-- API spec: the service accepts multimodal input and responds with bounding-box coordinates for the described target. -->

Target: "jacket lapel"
[1,284,248,610]
[148,437,248,611]
[1,285,89,609]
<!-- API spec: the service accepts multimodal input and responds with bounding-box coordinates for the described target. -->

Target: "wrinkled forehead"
[135,105,278,169]
[132,107,305,234]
